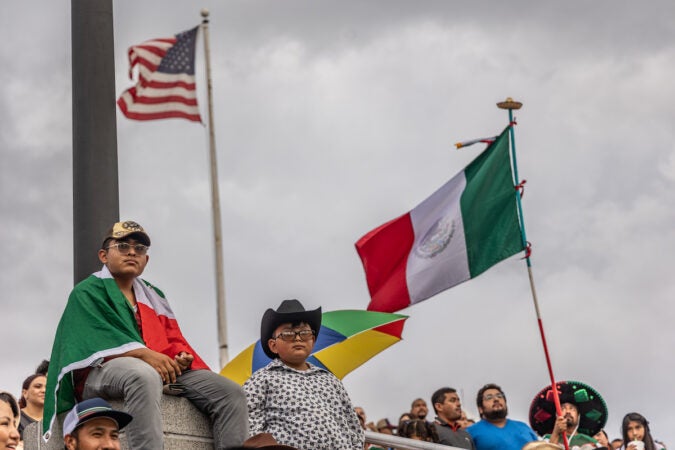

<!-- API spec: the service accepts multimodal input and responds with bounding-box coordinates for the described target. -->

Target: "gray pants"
[83,357,248,449]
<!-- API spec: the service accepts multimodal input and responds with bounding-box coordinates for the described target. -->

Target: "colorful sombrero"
[529,380,608,437]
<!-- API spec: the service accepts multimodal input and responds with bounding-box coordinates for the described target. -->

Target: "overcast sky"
[2,0,675,445]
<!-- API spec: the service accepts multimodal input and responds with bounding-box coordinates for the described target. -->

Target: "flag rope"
[515,179,527,198]
[520,241,532,260]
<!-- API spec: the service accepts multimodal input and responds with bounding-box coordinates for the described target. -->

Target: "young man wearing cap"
[466,384,538,450]
[63,397,132,450]
[45,220,248,449]
[243,299,365,450]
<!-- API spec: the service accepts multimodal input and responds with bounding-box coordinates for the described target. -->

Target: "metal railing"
[365,430,467,450]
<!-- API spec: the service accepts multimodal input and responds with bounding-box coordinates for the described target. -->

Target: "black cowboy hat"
[260,299,322,359]
[529,380,608,437]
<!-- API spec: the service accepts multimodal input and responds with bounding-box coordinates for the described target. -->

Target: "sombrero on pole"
[529,380,608,437]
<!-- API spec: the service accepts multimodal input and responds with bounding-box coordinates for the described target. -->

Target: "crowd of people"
[0,220,669,450]
[354,385,667,450]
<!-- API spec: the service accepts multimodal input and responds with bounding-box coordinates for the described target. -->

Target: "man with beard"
[529,381,607,450]
[431,387,475,450]
[467,384,538,450]
[547,402,598,447]
[410,398,429,421]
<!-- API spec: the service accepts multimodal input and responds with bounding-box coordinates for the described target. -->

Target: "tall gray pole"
[72,0,119,283]
[201,9,229,367]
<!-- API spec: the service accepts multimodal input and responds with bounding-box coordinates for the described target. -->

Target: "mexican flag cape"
[43,266,208,440]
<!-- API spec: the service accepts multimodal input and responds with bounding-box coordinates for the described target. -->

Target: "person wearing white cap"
[62,397,132,450]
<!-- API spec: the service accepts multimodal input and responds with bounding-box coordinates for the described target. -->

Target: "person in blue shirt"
[467,383,538,450]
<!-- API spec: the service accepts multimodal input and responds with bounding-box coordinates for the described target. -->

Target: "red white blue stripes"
[117,27,201,122]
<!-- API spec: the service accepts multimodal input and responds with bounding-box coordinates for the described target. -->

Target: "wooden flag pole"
[497,98,569,450]
[201,9,229,367]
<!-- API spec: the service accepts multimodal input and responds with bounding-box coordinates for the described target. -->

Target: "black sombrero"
[529,380,608,437]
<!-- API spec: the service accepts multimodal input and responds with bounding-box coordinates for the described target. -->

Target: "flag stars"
[158,28,197,75]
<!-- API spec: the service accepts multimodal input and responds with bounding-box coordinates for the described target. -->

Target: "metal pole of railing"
[365,430,468,450]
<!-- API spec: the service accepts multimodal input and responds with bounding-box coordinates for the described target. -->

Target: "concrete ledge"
[23,395,214,449]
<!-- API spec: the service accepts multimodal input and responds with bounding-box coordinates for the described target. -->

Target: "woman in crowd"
[18,373,46,439]
[0,391,21,449]
[621,412,665,450]
[594,429,610,449]
[396,413,411,436]
[398,418,439,443]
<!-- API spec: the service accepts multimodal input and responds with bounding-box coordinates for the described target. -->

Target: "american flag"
[117,27,201,122]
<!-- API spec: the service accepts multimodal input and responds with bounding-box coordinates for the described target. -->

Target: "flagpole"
[201,9,229,367]
[72,0,119,283]
[497,98,569,450]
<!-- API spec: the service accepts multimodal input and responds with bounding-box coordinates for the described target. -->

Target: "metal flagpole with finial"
[497,97,570,450]
[200,9,229,367]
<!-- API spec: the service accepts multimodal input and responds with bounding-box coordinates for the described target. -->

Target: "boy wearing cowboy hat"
[243,299,365,450]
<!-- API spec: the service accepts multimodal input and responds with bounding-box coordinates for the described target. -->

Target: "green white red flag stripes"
[43,266,208,440]
[356,126,524,313]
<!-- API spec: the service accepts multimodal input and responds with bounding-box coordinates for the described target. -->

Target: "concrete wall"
[23,395,214,449]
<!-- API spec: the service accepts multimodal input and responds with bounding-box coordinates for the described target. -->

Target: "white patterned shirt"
[243,359,365,450]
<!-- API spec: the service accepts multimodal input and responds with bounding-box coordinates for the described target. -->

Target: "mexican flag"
[43,266,208,440]
[356,126,524,313]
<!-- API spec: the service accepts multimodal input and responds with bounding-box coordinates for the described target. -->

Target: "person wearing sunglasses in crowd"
[243,299,364,450]
[466,383,538,450]
[44,221,248,449]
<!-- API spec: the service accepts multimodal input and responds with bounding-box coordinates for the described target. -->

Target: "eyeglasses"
[273,329,315,342]
[483,393,505,401]
[106,242,149,255]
